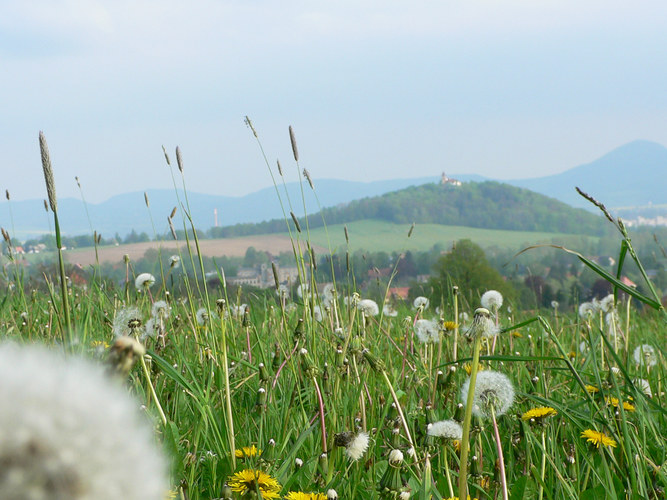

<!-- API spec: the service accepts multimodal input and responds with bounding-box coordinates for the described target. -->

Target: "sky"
[1,0,666,203]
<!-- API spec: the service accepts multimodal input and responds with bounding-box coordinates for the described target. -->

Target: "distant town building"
[440,172,462,186]
[227,263,305,288]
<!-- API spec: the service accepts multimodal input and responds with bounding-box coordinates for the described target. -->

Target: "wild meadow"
[0,125,665,500]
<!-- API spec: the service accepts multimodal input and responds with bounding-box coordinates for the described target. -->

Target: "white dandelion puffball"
[134,272,155,290]
[196,307,217,326]
[151,300,170,320]
[599,294,615,313]
[358,299,379,317]
[312,305,323,322]
[551,300,559,309]
[388,449,404,464]
[296,283,310,299]
[578,301,597,319]
[413,296,430,310]
[634,378,652,398]
[461,370,515,419]
[0,343,167,500]
[481,290,503,312]
[169,255,181,268]
[112,307,143,338]
[427,419,463,440]
[383,304,398,317]
[414,319,439,344]
[345,431,370,461]
[633,344,657,367]
[466,307,499,339]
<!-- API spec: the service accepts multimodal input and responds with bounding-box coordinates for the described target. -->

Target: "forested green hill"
[209,181,607,238]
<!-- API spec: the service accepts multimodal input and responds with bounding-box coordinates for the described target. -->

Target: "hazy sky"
[2,1,666,203]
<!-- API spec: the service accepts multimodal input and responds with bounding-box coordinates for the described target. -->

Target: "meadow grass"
[0,129,665,500]
[300,220,598,254]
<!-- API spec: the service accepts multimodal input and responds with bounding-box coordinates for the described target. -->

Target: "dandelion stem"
[539,428,546,500]
[491,405,509,500]
[458,336,482,500]
[140,355,167,426]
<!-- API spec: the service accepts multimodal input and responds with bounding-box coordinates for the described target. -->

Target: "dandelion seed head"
[414,319,439,344]
[599,294,615,313]
[345,431,370,461]
[0,343,167,500]
[634,378,652,397]
[383,304,398,317]
[461,370,515,419]
[358,299,379,317]
[388,449,404,464]
[112,307,143,337]
[633,344,657,367]
[151,300,170,320]
[413,296,429,310]
[481,290,503,311]
[427,419,463,440]
[466,308,498,339]
[134,273,155,290]
[578,301,597,319]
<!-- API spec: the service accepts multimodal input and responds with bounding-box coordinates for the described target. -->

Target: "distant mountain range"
[504,140,667,209]
[1,140,665,239]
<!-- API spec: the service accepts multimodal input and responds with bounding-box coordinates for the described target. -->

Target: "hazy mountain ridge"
[2,140,664,239]
[504,140,667,209]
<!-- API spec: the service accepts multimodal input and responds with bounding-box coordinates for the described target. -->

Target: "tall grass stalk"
[39,131,72,347]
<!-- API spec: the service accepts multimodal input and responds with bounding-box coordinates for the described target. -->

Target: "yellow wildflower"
[605,396,636,412]
[585,385,599,394]
[443,321,458,331]
[581,429,617,448]
[285,493,327,500]
[228,469,281,498]
[521,406,558,422]
[235,445,262,459]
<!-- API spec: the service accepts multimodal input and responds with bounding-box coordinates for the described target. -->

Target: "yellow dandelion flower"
[453,439,461,453]
[443,496,478,500]
[463,363,486,375]
[91,340,110,349]
[521,406,558,422]
[622,401,636,412]
[581,429,617,448]
[585,384,599,394]
[228,469,281,498]
[285,492,327,500]
[605,396,636,412]
[511,331,523,338]
[235,445,262,459]
[443,321,458,331]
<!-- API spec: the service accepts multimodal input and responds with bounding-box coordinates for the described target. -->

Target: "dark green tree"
[428,239,516,309]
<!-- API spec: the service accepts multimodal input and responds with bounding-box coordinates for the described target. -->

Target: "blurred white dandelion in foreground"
[0,343,167,500]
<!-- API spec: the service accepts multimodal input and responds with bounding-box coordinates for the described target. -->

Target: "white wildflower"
[345,431,370,461]
[169,255,181,268]
[427,419,463,440]
[414,319,440,344]
[599,294,615,313]
[383,303,398,317]
[296,283,310,299]
[634,378,652,398]
[633,344,657,367]
[134,273,155,290]
[358,299,379,317]
[481,290,503,312]
[466,307,499,339]
[413,296,429,310]
[112,307,143,338]
[196,307,217,326]
[578,301,597,320]
[327,489,338,500]
[461,370,515,419]
[151,300,170,320]
[0,343,167,500]
[388,449,404,464]
[312,305,323,322]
